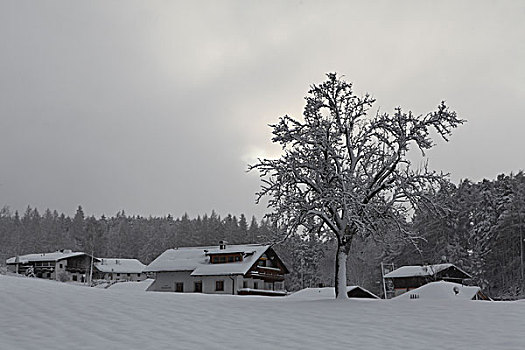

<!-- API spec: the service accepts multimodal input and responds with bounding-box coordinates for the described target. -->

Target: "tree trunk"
[335,244,349,299]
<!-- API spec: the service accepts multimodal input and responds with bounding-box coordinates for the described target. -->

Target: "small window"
[127,273,131,277]
[253,281,258,290]
[243,281,248,288]
[216,280,224,291]
[72,275,77,281]
[117,273,120,277]
[235,256,241,262]
[175,282,184,292]
[137,273,141,277]
[59,264,63,268]
[227,256,234,262]
[194,281,202,293]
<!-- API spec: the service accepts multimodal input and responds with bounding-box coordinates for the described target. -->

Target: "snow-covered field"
[1,275,524,350]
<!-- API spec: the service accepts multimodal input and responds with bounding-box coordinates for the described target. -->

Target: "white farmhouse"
[144,242,288,296]
[93,258,147,282]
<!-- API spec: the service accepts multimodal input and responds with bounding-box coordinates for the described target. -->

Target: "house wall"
[240,277,285,291]
[52,260,67,281]
[148,271,194,292]
[148,272,247,294]
[148,272,286,294]
[100,272,146,282]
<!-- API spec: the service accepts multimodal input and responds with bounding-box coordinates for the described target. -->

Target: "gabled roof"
[143,244,271,276]
[94,258,146,274]
[6,251,89,264]
[383,264,471,279]
[394,281,489,301]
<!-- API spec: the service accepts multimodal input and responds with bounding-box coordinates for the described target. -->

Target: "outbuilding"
[383,263,471,298]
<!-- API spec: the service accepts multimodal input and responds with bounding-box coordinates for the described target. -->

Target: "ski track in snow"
[1,275,524,350]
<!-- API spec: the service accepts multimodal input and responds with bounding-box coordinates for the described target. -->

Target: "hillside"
[1,275,524,349]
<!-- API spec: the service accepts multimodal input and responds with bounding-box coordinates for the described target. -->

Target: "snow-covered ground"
[1,275,524,350]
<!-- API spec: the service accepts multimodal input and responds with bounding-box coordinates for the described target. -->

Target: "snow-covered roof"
[394,281,487,301]
[288,286,379,300]
[144,244,270,275]
[383,264,470,279]
[94,258,146,274]
[6,251,88,264]
[204,247,246,255]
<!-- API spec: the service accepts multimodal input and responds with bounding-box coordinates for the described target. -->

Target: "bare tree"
[250,73,464,299]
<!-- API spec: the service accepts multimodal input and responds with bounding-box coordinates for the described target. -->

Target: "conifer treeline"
[397,171,525,299]
[0,207,335,291]
[1,171,524,297]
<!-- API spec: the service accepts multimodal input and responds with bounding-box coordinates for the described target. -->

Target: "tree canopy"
[251,73,465,298]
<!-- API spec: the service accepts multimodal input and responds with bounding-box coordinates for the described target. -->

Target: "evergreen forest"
[1,172,524,299]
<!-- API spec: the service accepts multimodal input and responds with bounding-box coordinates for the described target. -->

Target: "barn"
[6,250,98,283]
[383,263,471,298]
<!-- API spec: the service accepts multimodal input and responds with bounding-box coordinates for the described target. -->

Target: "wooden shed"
[383,264,471,298]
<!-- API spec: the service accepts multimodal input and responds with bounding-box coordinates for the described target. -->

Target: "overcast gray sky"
[1,0,524,220]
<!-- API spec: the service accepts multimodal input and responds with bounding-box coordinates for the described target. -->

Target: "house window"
[59,264,63,268]
[72,275,77,281]
[253,281,258,290]
[127,273,130,277]
[235,256,241,262]
[117,273,120,277]
[137,273,141,277]
[228,256,234,262]
[243,281,248,288]
[175,282,184,292]
[194,281,202,293]
[216,280,224,291]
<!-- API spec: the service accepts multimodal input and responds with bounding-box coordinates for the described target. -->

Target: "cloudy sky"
[1,0,524,220]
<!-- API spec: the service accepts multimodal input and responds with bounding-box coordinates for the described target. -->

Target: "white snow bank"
[394,281,487,301]
[107,278,154,291]
[288,286,378,300]
[1,275,524,350]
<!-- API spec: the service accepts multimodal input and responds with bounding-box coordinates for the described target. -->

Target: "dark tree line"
[1,172,524,297]
[394,172,525,299]
[0,206,335,291]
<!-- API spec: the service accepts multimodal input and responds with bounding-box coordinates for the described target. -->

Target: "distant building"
[93,258,146,282]
[144,242,289,296]
[383,263,471,298]
[6,250,98,283]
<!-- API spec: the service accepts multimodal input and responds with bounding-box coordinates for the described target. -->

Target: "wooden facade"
[6,251,97,283]
[384,264,472,297]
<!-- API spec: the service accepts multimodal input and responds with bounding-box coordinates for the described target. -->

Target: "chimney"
[219,241,227,250]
